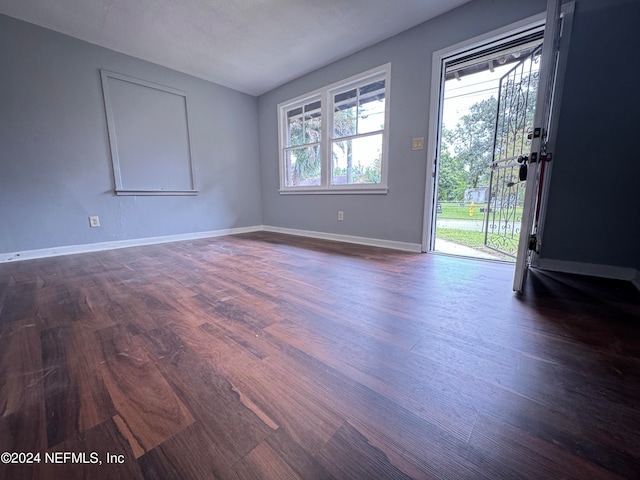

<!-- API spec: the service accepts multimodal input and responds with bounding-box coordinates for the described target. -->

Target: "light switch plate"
[412,137,425,150]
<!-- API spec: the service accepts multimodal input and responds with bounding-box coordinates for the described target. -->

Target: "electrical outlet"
[89,216,100,227]
[338,211,344,221]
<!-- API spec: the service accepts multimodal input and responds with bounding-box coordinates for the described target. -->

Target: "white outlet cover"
[412,137,425,150]
[89,216,100,227]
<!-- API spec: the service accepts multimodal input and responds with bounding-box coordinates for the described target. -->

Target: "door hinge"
[528,234,538,253]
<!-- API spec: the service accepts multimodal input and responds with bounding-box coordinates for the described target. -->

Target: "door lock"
[517,154,528,181]
[519,163,528,181]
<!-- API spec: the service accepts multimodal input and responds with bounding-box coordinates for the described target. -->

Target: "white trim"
[421,11,548,253]
[278,186,388,195]
[262,225,422,253]
[0,226,262,263]
[115,190,199,196]
[1,224,422,263]
[536,258,637,282]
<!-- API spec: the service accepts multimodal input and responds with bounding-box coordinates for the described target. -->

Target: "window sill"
[279,186,388,195]
[115,190,199,196]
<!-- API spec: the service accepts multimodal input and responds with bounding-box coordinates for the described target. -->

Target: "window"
[278,64,390,194]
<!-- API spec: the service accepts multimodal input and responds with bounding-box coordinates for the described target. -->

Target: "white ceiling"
[0,0,472,95]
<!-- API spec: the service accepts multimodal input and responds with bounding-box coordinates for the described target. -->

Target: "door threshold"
[429,249,515,265]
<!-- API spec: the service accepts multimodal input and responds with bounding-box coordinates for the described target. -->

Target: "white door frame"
[421,11,546,253]
[421,4,574,271]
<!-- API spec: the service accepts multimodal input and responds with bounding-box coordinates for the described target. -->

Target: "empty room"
[1,0,639,478]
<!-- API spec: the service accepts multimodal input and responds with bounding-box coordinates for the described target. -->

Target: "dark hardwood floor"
[0,231,638,479]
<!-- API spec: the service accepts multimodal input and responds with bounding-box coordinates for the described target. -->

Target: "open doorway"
[424,1,573,291]
[431,30,544,262]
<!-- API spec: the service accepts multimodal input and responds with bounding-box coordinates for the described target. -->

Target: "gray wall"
[258,0,640,271]
[0,14,262,254]
[540,0,640,270]
[257,0,547,245]
[3,0,638,271]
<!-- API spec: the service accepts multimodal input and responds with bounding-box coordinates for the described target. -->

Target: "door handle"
[517,155,528,181]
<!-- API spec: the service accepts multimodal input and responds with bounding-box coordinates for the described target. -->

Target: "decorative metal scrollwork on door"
[484,45,542,257]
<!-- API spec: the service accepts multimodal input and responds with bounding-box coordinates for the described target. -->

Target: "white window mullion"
[321,89,331,188]
[332,130,384,143]
[355,86,360,136]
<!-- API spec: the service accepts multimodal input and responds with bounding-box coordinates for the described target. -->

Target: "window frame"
[278,64,391,194]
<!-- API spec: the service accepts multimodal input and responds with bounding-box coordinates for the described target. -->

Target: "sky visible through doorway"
[442,63,514,131]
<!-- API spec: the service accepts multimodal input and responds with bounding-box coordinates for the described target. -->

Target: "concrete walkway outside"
[433,238,503,261]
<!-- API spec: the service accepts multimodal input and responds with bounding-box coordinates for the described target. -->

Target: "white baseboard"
[0,225,421,263]
[0,226,263,263]
[262,225,422,253]
[536,258,637,282]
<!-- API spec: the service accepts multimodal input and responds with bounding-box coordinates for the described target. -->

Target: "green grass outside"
[438,202,487,220]
[436,228,515,261]
[436,228,486,247]
[437,202,523,221]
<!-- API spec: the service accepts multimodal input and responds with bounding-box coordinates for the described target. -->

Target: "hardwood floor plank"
[190,322,344,454]
[0,407,46,480]
[425,352,640,477]
[142,335,275,459]
[40,417,145,480]
[261,343,489,479]
[41,326,117,447]
[317,422,414,480]
[264,321,476,443]
[0,319,47,480]
[0,232,638,479]
[138,423,242,480]
[0,319,45,417]
[261,428,335,480]
[468,413,625,479]
[96,324,195,457]
[0,279,36,325]
[234,441,302,480]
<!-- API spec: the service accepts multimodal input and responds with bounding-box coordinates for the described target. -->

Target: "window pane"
[285,145,321,186]
[332,134,383,184]
[304,100,322,143]
[286,100,321,147]
[358,80,385,135]
[333,88,357,138]
[286,107,304,146]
